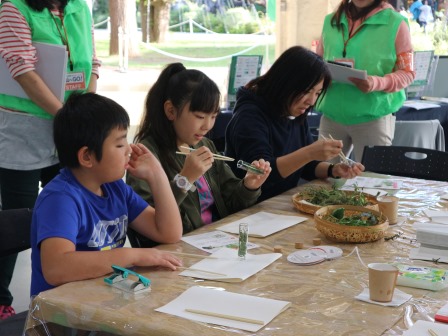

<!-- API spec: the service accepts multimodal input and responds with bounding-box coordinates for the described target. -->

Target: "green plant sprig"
[299,185,373,207]
[324,208,380,227]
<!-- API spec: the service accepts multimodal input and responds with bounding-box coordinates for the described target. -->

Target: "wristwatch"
[173,174,196,192]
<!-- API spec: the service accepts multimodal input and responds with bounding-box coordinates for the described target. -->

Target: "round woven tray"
[292,191,379,215]
[314,205,389,243]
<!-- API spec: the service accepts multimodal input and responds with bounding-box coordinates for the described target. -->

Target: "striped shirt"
[0,2,100,79]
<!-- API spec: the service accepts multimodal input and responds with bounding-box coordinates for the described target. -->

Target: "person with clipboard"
[0,0,100,320]
[315,0,415,162]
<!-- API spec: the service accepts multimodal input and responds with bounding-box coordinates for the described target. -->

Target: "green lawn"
[95,33,276,68]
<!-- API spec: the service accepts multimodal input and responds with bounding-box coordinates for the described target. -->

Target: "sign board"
[227,55,263,109]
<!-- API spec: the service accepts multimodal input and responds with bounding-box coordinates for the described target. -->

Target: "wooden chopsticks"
[320,134,355,166]
[177,146,234,161]
[185,308,265,325]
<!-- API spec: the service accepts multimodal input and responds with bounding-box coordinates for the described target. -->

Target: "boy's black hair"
[54,92,130,168]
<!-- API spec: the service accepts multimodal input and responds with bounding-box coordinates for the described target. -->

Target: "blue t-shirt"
[30,168,148,296]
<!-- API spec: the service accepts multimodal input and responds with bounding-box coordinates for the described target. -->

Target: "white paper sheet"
[217,211,306,237]
[0,42,67,101]
[181,230,259,253]
[355,288,412,307]
[341,176,403,190]
[402,320,448,336]
[180,247,281,282]
[424,210,448,224]
[410,246,448,264]
[403,100,441,110]
[326,62,367,85]
[155,286,291,332]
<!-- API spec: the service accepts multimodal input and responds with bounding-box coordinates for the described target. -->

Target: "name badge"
[334,58,355,68]
[65,71,86,91]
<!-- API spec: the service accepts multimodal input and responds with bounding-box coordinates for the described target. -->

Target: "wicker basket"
[292,191,379,215]
[314,205,389,243]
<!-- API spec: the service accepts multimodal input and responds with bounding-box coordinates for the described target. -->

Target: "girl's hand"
[180,146,214,182]
[333,162,365,179]
[308,139,343,161]
[127,143,165,181]
[349,76,374,93]
[242,159,272,190]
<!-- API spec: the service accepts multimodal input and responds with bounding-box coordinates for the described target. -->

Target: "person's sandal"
[0,305,16,320]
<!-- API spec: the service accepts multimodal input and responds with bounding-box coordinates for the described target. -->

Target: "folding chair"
[0,208,32,336]
[361,146,448,182]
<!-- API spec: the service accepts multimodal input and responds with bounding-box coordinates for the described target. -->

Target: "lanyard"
[51,12,74,71]
[341,21,365,58]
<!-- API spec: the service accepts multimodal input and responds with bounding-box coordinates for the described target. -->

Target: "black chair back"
[361,146,448,182]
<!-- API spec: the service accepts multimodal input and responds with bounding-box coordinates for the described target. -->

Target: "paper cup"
[377,195,399,225]
[368,263,398,302]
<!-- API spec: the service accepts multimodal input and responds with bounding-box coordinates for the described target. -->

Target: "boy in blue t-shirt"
[31,93,183,296]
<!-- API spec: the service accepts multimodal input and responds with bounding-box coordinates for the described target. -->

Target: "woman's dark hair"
[135,62,221,171]
[25,0,69,11]
[54,92,130,168]
[245,46,331,122]
[331,0,386,27]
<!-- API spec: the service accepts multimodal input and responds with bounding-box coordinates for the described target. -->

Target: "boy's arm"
[127,143,183,243]
[40,238,182,286]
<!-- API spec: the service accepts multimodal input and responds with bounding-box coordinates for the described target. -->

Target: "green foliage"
[410,18,448,55]
[325,209,380,227]
[169,0,270,34]
[299,185,373,207]
[92,0,109,28]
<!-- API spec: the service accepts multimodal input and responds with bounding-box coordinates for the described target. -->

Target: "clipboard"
[0,42,67,102]
[326,61,367,85]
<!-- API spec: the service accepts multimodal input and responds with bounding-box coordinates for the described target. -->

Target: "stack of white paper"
[409,211,448,263]
[217,211,307,237]
[180,247,281,282]
[414,223,448,248]
[155,286,291,332]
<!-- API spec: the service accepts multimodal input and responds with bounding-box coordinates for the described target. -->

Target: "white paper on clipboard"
[326,62,367,85]
[0,42,67,102]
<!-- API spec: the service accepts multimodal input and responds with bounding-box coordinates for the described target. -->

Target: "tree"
[108,0,140,56]
[149,0,174,43]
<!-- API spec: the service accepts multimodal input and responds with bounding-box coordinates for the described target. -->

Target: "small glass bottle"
[236,160,264,175]
[238,223,249,260]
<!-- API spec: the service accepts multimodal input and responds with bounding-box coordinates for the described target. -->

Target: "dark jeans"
[0,164,60,306]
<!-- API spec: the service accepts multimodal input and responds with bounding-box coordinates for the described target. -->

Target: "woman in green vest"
[316,0,415,162]
[0,0,99,320]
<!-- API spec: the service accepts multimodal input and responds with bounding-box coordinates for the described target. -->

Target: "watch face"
[175,175,191,190]
[177,176,188,188]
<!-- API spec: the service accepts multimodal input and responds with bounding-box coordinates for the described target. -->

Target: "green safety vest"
[0,0,93,119]
[316,9,407,125]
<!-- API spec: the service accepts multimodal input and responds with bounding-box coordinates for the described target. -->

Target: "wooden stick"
[328,134,348,160]
[428,329,439,336]
[185,308,265,325]
[175,151,234,162]
[177,267,226,277]
[169,251,218,259]
[179,146,235,161]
